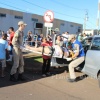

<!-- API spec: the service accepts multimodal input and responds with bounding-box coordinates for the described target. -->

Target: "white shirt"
[62,34,69,42]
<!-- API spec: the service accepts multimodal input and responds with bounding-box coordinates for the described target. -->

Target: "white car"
[82,35,100,82]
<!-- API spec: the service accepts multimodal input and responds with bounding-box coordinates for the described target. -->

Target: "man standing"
[7,27,15,61]
[78,33,82,42]
[62,32,69,47]
[9,27,15,46]
[10,21,27,82]
[67,34,85,82]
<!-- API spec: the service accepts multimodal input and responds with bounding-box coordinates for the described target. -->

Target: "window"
[32,18,38,22]
[36,23,43,28]
[61,23,64,26]
[15,16,23,19]
[70,25,74,27]
[0,13,6,17]
[91,37,100,50]
[81,37,92,46]
[78,28,81,32]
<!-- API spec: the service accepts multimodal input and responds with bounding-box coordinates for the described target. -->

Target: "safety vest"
[72,40,85,57]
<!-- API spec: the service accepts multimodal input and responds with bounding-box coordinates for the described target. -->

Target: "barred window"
[15,16,23,19]
[70,25,74,27]
[0,13,6,17]
[32,18,38,22]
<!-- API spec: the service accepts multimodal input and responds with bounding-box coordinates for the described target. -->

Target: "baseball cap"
[68,34,76,41]
[18,21,27,26]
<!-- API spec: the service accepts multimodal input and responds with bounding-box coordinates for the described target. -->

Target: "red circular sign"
[44,10,54,23]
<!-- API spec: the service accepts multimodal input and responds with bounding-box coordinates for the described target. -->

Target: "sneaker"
[67,77,83,83]
[42,74,47,77]
[67,78,77,83]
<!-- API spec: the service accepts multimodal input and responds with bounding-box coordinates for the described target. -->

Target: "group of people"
[25,31,43,47]
[25,31,85,82]
[0,21,27,82]
[77,32,93,42]
[0,20,85,83]
[0,27,15,77]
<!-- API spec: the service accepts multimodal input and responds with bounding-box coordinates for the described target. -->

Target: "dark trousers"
[9,45,13,55]
[42,58,51,74]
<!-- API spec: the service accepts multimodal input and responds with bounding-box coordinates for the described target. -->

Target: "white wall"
[0,13,35,36]
[23,13,34,36]
[0,13,21,33]
[0,8,83,36]
[60,21,82,34]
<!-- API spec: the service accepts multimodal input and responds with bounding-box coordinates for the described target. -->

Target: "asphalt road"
[0,53,100,100]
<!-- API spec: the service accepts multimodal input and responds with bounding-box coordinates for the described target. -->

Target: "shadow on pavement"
[0,56,69,88]
[0,54,86,88]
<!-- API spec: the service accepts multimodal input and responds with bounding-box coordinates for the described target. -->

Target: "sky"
[0,0,99,29]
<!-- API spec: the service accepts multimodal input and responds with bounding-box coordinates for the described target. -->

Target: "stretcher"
[23,34,73,61]
[23,47,72,61]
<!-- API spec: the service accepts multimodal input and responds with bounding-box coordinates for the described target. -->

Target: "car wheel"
[98,73,100,88]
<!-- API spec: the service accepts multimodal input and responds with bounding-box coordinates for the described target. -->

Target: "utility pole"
[83,10,88,34]
[97,0,100,35]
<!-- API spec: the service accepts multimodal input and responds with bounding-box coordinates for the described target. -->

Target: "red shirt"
[9,31,14,45]
[41,41,52,59]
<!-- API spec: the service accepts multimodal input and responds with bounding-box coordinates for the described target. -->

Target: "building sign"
[44,23,53,27]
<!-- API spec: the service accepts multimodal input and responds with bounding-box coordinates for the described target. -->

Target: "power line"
[0,2,94,30]
[52,0,96,21]
[21,0,84,19]
[0,1,27,13]
[52,0,85,11]
[88,21,96,27]
[0,0,96,30]
[22,0,96,29]
[0,0,84,20]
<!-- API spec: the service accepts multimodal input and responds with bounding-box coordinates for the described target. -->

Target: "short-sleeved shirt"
[62,34,69,42]
[9,31,15,45]
[12,30,24,48]
[0,39,8,59]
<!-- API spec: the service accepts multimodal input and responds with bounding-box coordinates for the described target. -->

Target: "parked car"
[81,37,93,54]
[82,35,100,81]
[78,35,100,87]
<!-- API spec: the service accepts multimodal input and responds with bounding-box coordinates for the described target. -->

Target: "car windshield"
[81,37,92,45]
[91,37,100,50]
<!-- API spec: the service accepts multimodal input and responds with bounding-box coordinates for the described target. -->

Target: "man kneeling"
[67,34,85,82]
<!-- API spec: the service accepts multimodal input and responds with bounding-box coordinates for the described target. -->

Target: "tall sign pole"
[44,10,54,37]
